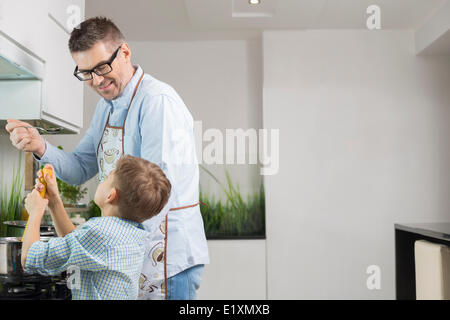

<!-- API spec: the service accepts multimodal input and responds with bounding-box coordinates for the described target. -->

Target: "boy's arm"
[48,195,75,237]
[21,190,48,268]
[23,220,107,275]
[36,164,75,237]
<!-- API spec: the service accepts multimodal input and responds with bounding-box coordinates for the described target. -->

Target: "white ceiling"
[86,0,447,40]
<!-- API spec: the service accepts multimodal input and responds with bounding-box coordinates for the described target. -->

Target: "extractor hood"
[0,31,44,79]
[0,55,37,80]
[0,31,75,134]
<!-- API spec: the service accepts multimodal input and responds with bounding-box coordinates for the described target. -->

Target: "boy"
[21,155,171,300]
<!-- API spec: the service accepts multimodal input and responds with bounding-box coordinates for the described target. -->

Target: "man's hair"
[113,155,171,223]
[68,16,125,52]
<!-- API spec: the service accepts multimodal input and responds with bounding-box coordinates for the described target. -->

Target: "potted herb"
[0,154,24,236]
[199,165,265,239]
[56,177,88,206]
[47,146,88,206]
[86,200,101,219]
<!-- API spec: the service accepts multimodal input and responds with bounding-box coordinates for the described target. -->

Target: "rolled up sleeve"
[24,221,108,275]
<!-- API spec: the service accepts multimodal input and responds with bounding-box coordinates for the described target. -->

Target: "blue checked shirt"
[25,216,149,300]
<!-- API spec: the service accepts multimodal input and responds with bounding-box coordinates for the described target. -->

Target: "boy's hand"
[35,164,60,204]
[24,189,48,218]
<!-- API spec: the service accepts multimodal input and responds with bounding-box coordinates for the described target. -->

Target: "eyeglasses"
[73,45,122,81]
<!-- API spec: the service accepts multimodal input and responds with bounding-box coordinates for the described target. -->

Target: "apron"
[96,71,201,300]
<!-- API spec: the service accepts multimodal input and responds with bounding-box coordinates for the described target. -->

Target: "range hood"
[0,55,37,80]
[0,31,74,134]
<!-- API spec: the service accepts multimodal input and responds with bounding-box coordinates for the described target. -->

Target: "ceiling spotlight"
[249,0,260,4]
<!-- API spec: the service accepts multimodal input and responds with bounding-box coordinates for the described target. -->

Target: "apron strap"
[169,201,208,211]
[123,72,145,134]
[96,71,145,157]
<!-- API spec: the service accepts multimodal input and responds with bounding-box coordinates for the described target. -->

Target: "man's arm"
[6,119,99,185]
[34,131,98,185]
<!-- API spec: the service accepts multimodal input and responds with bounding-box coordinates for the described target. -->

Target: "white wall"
[197,240,266,299]
[263,30,450,299]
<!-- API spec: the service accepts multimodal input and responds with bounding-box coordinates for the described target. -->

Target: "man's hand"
[24,189,49,218]
[5,119,46,157]
[35,164,60,206]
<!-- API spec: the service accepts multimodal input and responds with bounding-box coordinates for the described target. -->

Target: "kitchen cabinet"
[42,14,83,129]
[0,0,48,61]
[0,0,85,133]
[0,0,84,56]
[0,0,84,133]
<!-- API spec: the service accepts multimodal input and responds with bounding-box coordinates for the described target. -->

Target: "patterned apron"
[96,72,200,300]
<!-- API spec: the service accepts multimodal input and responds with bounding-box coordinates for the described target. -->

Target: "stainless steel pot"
[3,221,55,238]
[0,237,51,276]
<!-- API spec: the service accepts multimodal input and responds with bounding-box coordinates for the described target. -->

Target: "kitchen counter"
[395,223,450,242]
[395,222,450,300]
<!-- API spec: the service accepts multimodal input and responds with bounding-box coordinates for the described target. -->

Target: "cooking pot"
[3,221,55,237]
[0,237,51,276]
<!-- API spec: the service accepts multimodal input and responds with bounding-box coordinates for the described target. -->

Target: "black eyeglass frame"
[73,45,122,81]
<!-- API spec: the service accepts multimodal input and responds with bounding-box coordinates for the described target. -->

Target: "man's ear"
[106,188,118,204]
[121,43,131,63]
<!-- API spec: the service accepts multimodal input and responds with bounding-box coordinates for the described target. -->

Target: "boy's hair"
[68,16,125,52]
[113,155,171,223]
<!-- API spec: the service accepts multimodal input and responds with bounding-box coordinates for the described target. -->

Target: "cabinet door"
[0,0,48,60]
[42,15,83,129]
[48,0,84,33]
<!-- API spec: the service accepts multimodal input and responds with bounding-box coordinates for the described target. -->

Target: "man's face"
[71,41,131,100]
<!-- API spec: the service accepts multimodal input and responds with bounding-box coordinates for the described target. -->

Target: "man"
[5,17,209,300]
